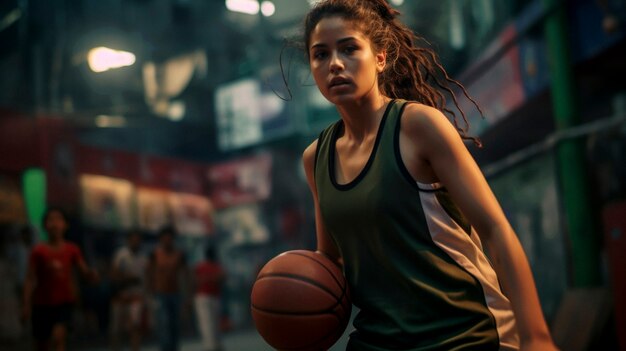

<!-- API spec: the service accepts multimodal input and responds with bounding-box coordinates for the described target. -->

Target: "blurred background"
[0,0,625,350]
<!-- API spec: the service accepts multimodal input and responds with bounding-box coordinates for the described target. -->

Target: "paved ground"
[114,328,348,351]
[86,326,351,351]
[1,309,357,350]
[1,325,352,351]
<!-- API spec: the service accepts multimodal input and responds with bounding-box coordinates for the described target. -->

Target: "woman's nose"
[329,52,344,73]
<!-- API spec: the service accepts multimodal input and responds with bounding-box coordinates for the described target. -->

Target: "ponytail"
[365,0,400,21]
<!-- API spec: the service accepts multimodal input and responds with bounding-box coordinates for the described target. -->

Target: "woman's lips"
[329,77,351,88]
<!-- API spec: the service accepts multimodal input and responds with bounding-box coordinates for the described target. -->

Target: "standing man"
[22,207,98,351]
[110,230,148,351]
[147,226,188,351]
[193,246,226,351]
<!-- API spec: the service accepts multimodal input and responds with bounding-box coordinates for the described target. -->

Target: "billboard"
[136,188,172,232]
[215,77,292,150]
[168,192,214,236]
[80,174,135,230]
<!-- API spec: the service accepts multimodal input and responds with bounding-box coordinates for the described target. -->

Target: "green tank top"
[314,100,519,350]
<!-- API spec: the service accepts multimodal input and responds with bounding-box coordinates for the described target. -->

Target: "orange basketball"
[251,250,352,351]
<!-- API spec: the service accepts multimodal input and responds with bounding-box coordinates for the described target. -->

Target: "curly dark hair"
[302,0,483,146]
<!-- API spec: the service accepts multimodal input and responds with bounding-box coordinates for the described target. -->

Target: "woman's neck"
[336,94,391,142]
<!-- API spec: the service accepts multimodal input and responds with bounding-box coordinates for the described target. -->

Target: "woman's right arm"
[303,140,342,265]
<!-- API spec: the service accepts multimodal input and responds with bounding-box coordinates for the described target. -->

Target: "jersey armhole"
[393,103,449,193]
[393,101,423,191]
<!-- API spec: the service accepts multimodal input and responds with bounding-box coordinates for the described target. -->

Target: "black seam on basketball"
[255,273,341,300]
[254,274,349,320]
[287,252,348,296]
[288,252,351,315]
[251,304,343,317]
[288,252,344,287]
[257,267,349,314]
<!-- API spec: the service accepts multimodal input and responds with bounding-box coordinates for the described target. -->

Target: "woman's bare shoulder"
[401,103,460,149]
[402,103,451,133]
[302,139,320,178]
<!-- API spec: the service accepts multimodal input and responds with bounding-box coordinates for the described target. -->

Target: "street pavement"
[84,326,351,351]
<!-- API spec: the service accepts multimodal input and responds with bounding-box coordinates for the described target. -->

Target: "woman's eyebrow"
[311,36,357,50]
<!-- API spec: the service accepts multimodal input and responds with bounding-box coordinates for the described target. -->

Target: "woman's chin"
[327,93,357,106]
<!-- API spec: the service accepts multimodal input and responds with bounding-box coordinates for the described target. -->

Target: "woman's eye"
[313,51,327,59]
[344,46,357,54]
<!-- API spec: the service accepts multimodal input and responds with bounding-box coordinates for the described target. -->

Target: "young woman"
[300,1,558,350]
[22,207,97,351]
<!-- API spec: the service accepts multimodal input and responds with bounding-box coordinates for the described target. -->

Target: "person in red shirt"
[21,207,97,351]
[193,246,225,351]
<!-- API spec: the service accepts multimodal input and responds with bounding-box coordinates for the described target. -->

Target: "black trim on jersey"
[394,101,426,192]
[415,186,442,193]
[329,99,397,191]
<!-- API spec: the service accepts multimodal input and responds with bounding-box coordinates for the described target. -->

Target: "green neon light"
[22,168,47,241]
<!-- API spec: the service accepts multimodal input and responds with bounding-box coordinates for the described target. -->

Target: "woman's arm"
[303,140,343,266]
[402,104,557,350]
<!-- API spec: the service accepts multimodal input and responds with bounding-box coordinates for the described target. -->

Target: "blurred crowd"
[0,210,227,351]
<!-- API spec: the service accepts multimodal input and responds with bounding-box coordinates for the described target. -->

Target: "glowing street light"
[260,1,275,17]
[226,0,259,15]
[87,47,136,73]
[226,0,275,17]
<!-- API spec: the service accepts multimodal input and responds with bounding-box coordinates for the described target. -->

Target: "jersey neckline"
[329,99,397,191]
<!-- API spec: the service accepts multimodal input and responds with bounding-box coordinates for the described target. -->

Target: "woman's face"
[44,210,68,240]
[308,16,386,105]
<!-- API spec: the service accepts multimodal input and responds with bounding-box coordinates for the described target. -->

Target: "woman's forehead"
[309,16,367,45]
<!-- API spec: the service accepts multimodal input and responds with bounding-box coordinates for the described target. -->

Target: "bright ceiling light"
[390,0,404,5]
[88,47,136,73]
[261,1,275,17]
[225,0,259,15]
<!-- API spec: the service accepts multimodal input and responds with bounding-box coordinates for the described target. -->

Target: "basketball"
[251,250,352,351]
